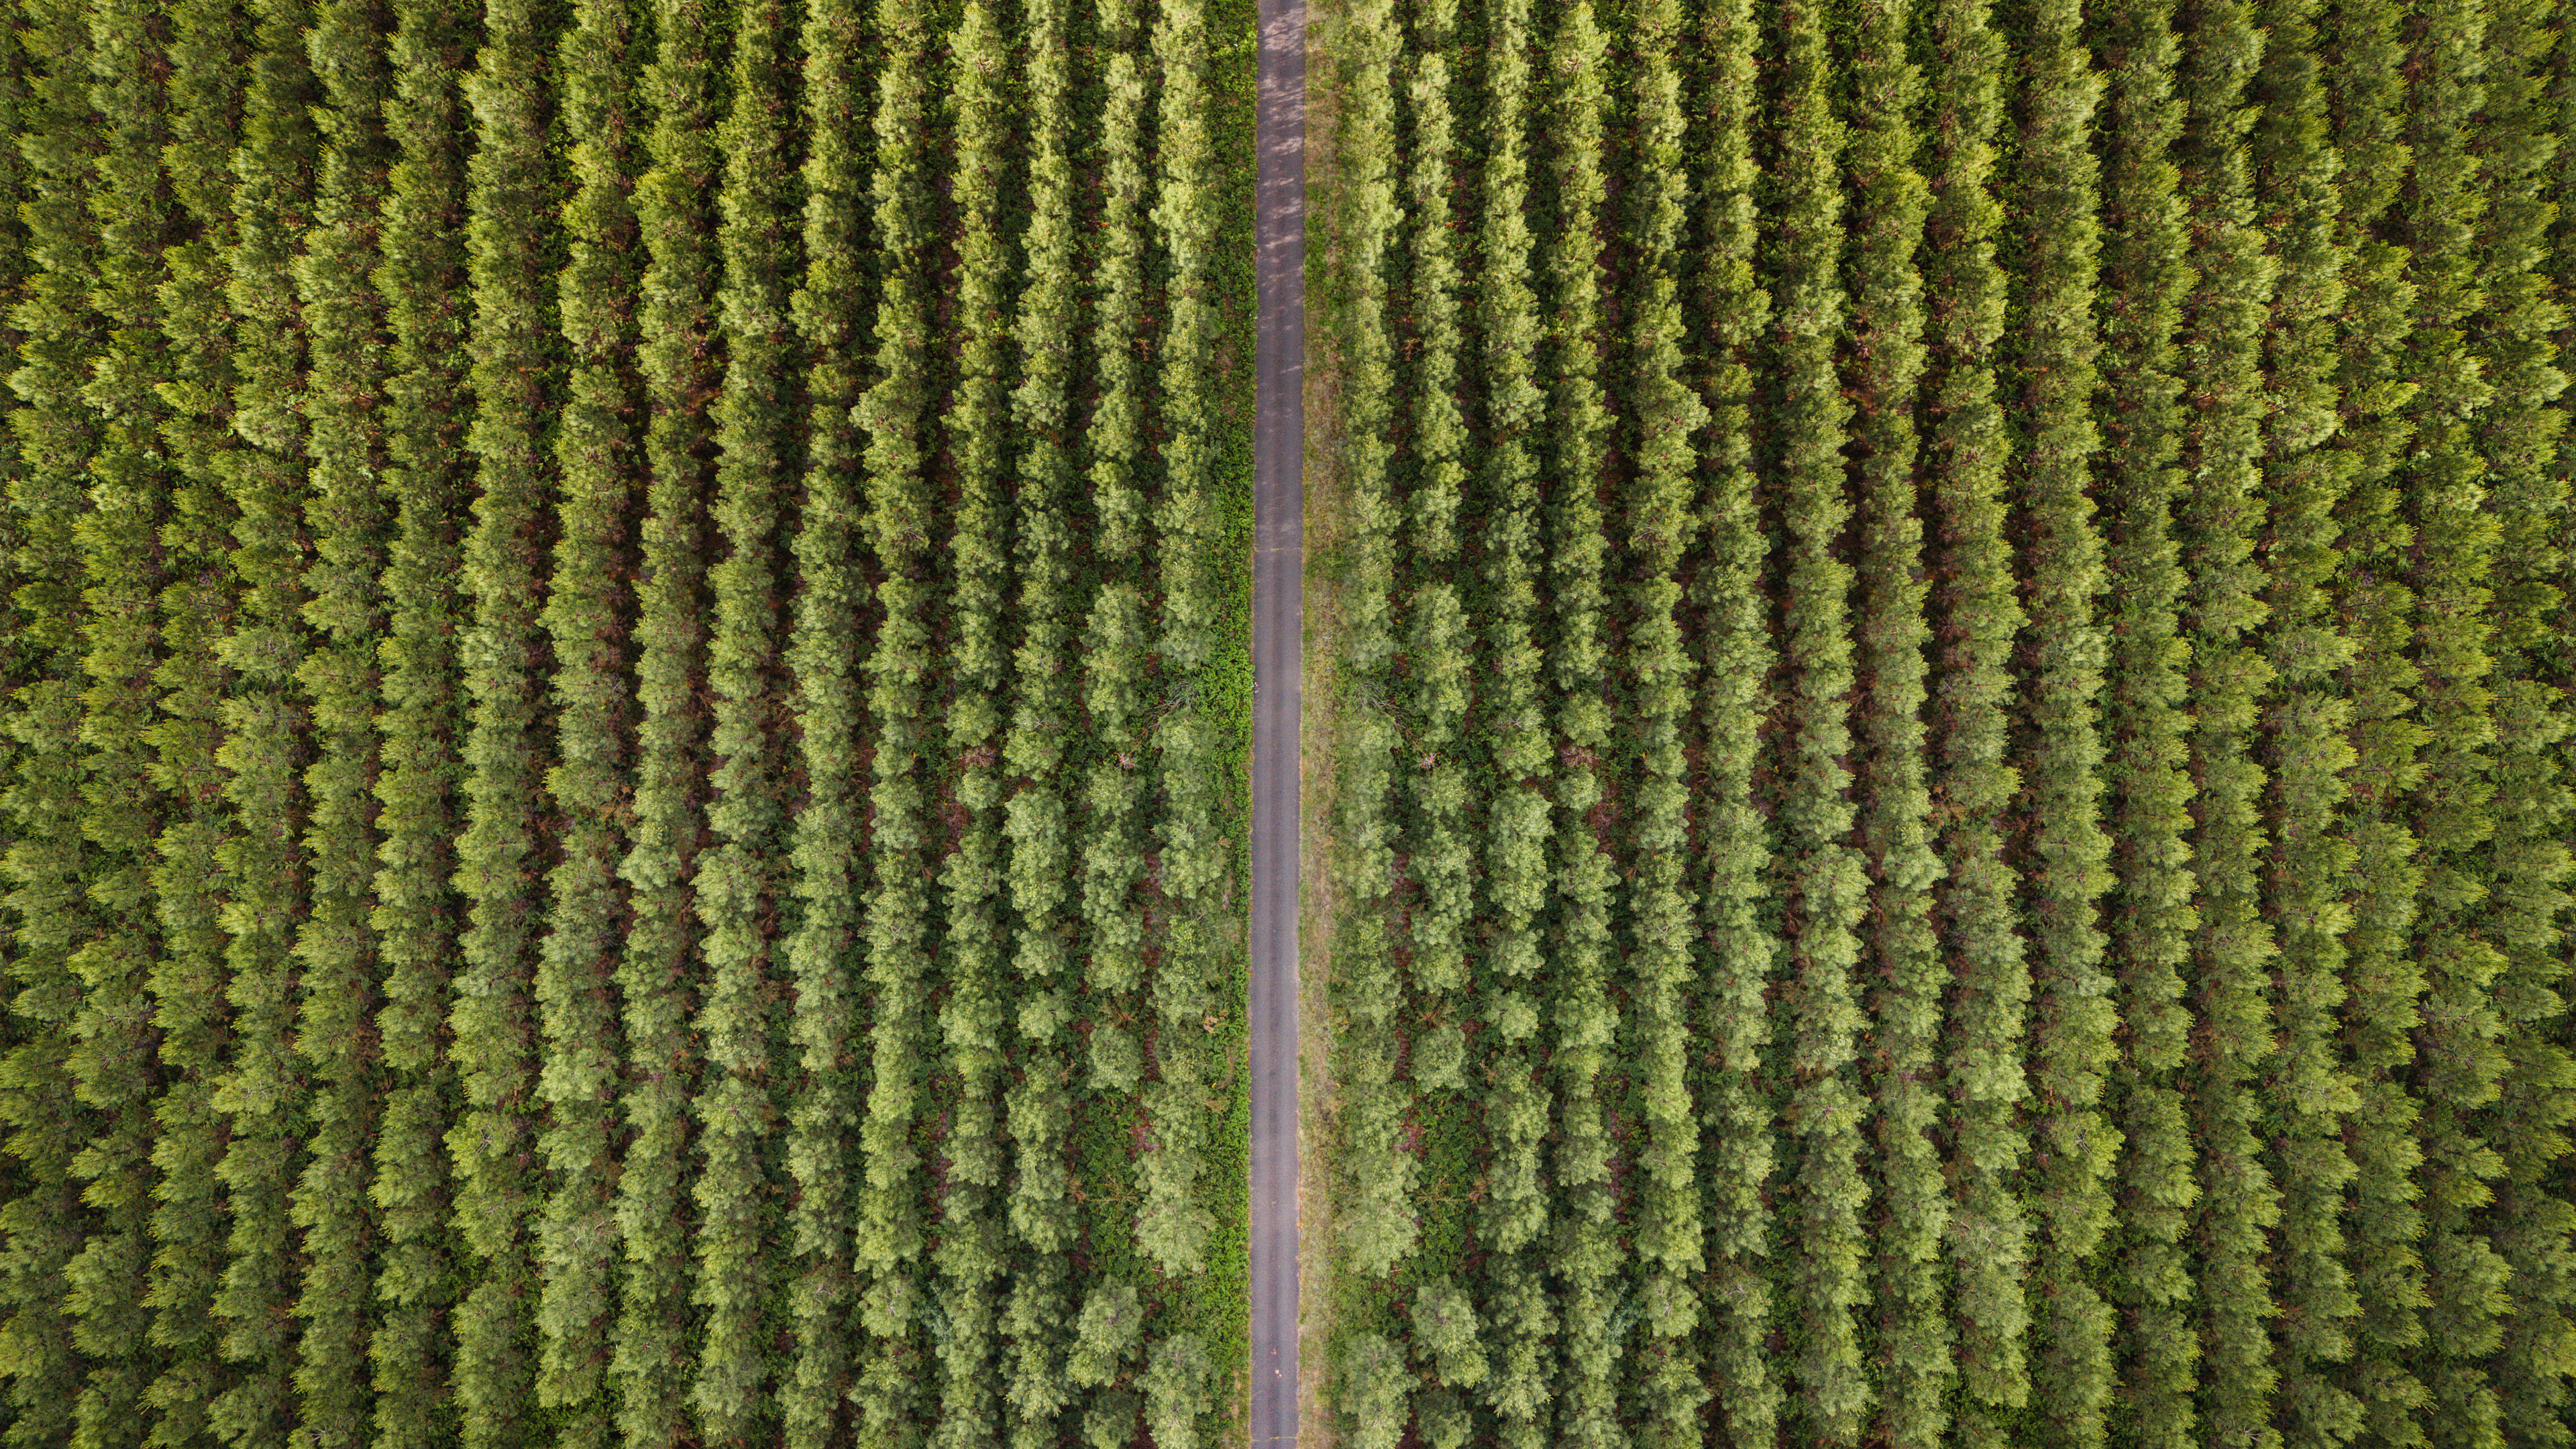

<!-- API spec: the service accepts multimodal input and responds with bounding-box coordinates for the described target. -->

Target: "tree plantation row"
[0,0,1253,1445]
[1313,0,2570,1447]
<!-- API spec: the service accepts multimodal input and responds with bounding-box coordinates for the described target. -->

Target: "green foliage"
[2093,0,2200,1435]
[144,3,244,1434]
[0,3,1252,1448]
[2253,1,2364,1443]
[1768,0,1865,1438]
[1623,7,1706,1446]
[612,0,718,1439]
[2176,9,2286,1442]
[1846,0,1941,1439]
[690,0,796,1433]
[70,0,178,1434]
[1692,0,1776,1439]
[366,0,474,1434]
[777,0,869,1438]
[449,0,554,1436]
[531,0,633,1437]
[2468,1,2573,1440]
[292,0,396,1438]
[2324,0,2431,1435]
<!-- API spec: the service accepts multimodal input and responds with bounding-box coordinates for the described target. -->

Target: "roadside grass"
[1297,5,1361,1442]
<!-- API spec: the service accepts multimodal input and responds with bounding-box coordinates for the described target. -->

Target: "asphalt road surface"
[1248,0,1304,1443]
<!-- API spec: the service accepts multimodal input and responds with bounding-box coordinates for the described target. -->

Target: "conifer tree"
[532,0,636,1436]
[2019,0,2121,1424]
[692,0,795,1432]
[2397,5,2508,1442]
[2469,1,2574,1438]
[146,0,245,1434]
[1970,3,2103,1437]
[934,2,1012,1437]
[1000,5,1078,1442]
[366,0,476,1434]
[0,0,99,1430]
[2322,0,2428,1438]
[1540,8,1619,1440]
[450,0,555,1435]
[852,0,935,1432]
[68,0,176,1431]
[2093,0,2201,1435]
[291,0,397,1435]
[778,0,868,1436]
[1474,3,1552,1442]
[1623,3,1709,1443]
[1694,0,1778,1437]
[2251,2,2366,1443]
[1846,0,1944,1438]
[1937,0,2034,1429]
[210,0,325,1439]
[2176,3,2285,1440]
[614,0,720,1435]
[1768,0,1869,1436]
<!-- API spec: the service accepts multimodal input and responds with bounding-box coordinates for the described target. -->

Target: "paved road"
[1248,0,1303,1443]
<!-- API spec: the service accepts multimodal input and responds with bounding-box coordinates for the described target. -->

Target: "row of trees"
[1320,0,2573,1445]
[0,0,1252,1446]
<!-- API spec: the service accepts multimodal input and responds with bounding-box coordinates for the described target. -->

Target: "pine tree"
[2176,3,2286,1441]
[365,0,476,1434]
[0,2,99,1432]
[1845,0,1944,1438]
[1768,0,1870,1437]
[1539,11,1619,1443]
[290,0,397,1436]
[2398,4,2507,1442]
[2251,2,2365,1443]
[933,3,1011,1440]
[450,0,555,1435]
[533,0,637,1436]
[2015,0,2123,1421]
[1474,5,1552,1443]
[146,0,245,1435]
[71,0,180,1433]
[1000,45,1081,1439]
[692,0,795,1432]
[852,0,934,1433]
[1623,4,1709,1444]
[2021,0,2121,1411]
[1972,1,2104,1437]
[2469,0,2573,1436]
[2324,0,2429,1435]
[1694,0,1778,1437]
[615,0,720,1435]
[1937,0,2037,1427]
[212,1,325,1441]
[2093,0,2201,1435]
[778,0,869,1437]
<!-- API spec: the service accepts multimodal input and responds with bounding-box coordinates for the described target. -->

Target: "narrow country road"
[1248,0,1304,1444]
